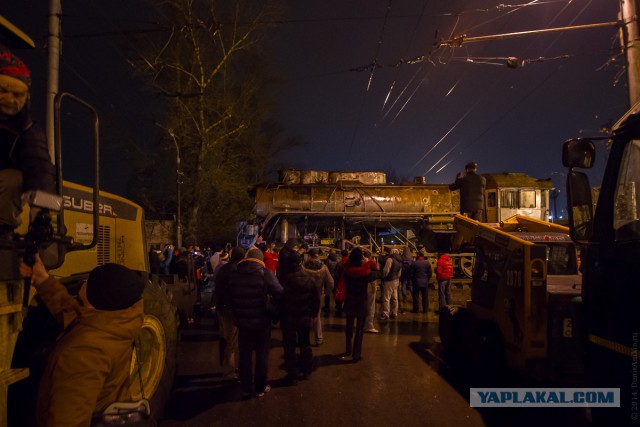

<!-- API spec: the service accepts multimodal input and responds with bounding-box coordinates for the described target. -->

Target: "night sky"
[4,1,629,211]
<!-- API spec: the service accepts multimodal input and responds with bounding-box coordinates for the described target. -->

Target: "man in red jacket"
[436,251,454,313]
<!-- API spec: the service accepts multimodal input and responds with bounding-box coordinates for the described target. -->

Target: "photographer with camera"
[20,255,145,426]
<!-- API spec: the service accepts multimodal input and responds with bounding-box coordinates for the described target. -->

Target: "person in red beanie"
[0,46,54,237]
[20,255,145,426]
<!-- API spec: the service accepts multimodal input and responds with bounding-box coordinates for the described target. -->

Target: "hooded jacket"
[436,254,454,280]
[229,258,283,330]
[324,252,340,279]
[279,264,321,329]
[303,257,334,296]
[33,276,144,427]
[278,246,301,278]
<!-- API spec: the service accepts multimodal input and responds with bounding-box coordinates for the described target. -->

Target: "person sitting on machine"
[0,46,55,239]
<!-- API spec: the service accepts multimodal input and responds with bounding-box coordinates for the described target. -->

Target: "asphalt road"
[159,289,591,427]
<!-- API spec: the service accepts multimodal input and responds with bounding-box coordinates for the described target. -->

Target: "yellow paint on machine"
[588,334,635,358]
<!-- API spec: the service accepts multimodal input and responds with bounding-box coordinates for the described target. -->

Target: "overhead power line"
[437,20,619,47]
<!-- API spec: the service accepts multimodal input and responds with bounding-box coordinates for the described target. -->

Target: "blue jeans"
[438,279,451,310]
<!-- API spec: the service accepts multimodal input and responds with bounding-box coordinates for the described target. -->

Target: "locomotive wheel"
[459,255,474,278]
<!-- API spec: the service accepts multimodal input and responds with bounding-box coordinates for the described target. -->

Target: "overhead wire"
[420,0,613,175]
[344,0,394,167]
[367,0,393,91]
[57,7,175,163]
[434,0,605,172]
[380,0,429,112]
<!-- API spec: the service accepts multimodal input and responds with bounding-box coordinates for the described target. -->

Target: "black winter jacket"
[280,266,321,329]
[215,261,239,311]
[1,107,55,192]
[411,258,433,288]
[449,170,486,213]
[229,258,283,330]
[278,247,301,278]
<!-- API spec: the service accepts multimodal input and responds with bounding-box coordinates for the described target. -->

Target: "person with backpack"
[303,248,333,346]
[436,251,454,313]
[379,248,402,320]
[399,247,414,314]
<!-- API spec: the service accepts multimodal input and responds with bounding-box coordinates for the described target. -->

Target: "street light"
[167,128,183,248]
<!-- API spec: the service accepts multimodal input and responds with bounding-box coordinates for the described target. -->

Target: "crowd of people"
[197,237,455,399]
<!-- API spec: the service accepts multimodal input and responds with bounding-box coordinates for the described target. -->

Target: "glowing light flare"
[445,80,460,97]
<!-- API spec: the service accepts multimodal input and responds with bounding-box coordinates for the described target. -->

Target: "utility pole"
[621,0,640,105]
[46,0,62,162]
[168,129,182,249]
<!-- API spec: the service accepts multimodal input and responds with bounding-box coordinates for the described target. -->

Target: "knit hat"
[86,263,145,311]
[230,246,246,262]
[0,47,31,87]
[246,247,264,261]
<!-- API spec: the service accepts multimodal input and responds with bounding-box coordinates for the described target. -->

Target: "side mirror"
[566,171,593,242]
[562,139,596,169]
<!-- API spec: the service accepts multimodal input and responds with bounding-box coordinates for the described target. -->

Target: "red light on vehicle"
[544,235,551,241]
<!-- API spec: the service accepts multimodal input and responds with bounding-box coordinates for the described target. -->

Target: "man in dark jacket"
[303,248,334,346]
[411,255,433,313]
[229,247,283,398]
[280,254,321,384]
[449,161,486,222]
[278,238,301,278]
[214,246,245,380]
[1,47,55,235]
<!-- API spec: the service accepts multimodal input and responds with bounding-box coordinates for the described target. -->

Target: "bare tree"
[132,0,295,243]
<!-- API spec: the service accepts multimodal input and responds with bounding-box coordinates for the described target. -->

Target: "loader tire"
[438,305,469,360]
[130,277,179,422]
[464,319,507,381]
